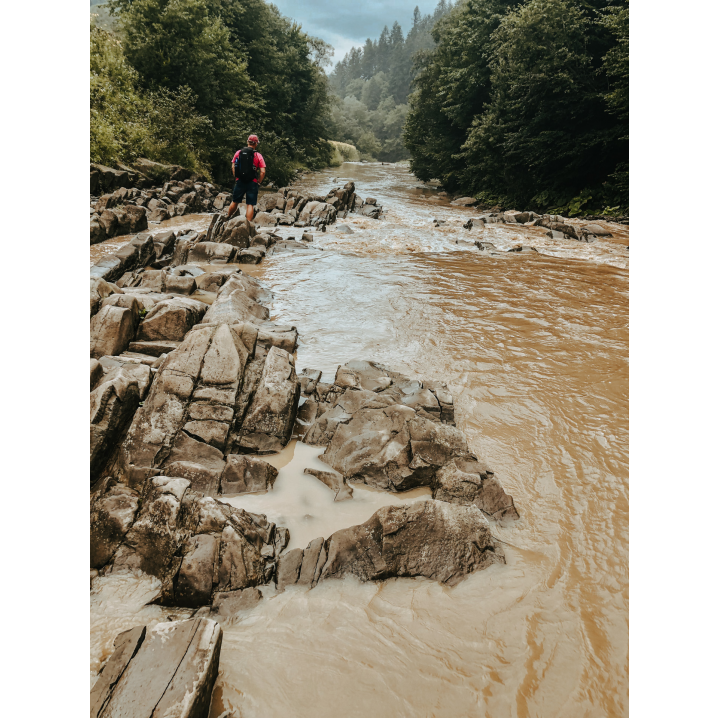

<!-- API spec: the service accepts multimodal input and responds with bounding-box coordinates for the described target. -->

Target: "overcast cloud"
[269,0,442,65]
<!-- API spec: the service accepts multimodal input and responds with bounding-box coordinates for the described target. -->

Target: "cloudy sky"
[269,0,442,65]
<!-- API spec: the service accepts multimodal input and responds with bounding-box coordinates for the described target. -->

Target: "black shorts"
[232,180,259,205]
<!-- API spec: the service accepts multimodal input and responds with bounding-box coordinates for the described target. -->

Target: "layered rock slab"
[90,618,222,718]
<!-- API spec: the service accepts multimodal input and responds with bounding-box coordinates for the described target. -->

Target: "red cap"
[248,134,259,144]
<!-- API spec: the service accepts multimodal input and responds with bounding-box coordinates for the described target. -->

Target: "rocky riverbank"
[90,179,522,713]
[91,157,384,245]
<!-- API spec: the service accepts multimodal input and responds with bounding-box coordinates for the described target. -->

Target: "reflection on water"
[90,163,628,717]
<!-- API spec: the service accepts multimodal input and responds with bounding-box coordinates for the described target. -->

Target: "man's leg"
[246,182,259,222]
[226,201,240,219]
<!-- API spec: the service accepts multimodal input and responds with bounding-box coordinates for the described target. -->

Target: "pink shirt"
[233,150,266,183]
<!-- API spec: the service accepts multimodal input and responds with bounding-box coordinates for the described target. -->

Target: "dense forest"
[91,0,628,212]
[91,0,335,186]
[327,2,454,162]
[404,0,628,212]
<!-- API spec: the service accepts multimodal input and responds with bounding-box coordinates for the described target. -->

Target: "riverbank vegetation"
[91,0,334,186]
[404,0,629,213]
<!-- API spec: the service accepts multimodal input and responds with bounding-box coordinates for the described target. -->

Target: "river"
[91,162,628,717]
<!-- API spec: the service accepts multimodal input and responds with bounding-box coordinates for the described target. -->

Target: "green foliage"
[327,1,454,162]
[404,0,629,211]
[329,141,360,166]
[90,21,210,172]
[96,0,334,183]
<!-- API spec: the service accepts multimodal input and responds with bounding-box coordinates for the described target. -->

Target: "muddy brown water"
[90,163,628,717]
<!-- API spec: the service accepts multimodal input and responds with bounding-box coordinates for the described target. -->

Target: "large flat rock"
[90,618,222,718]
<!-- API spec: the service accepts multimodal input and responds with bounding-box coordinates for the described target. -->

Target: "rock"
[137,297,207,342]
[475,241,498,251]
[100,474,280,604]
[91,163,131,193]
[213,192,231,210]
[89,618,222,718]
[236,247,265,264]
[239,346,301,450]
[210,587,262,618]
[276,548,304,592]
[220,455,278,495]
[195,271,231,293]
[201,276,269,325]
[114,205,149,235]
[335,224,354,234]
[90,370,141,477]
[187,241,236,264]
[361,205,381,219]
[253,211,278,227]
[299,201,337,225]
[297,537,326,586]
[91,234,155,283]
[91,358,104,390]
[100,294,141,329]
[213,216,256,249]
[131,157,181,183]
[256,193,281,213]
[90,625,146,717]
[298,368,322,394]
[433,458,520,521]
[301,232,313,242]
[319,500,504,586]
[91,277,122,317]
[127,339,180,357]
[365,197,377,206]
[512,211,537,223]
[101,361,153,400]
[90,304,138,359]
[320,404,469,491]
[304,467,353,501]
[175,534,219,607]
[152,230,177,258]
[582,223,613,237]
[98,209,119,238]
[91,218,106,245]
[117,328,216,481]
[450,197,477,207]
[507,245,537,253]
[90,480,140,568]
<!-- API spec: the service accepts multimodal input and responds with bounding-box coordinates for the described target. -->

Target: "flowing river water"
[90,163,628,717]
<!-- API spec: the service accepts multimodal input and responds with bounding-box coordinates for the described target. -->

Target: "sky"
[268,0,442,66]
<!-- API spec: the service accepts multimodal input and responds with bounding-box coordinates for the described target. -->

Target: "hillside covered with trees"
[91,0,335,186]
[327,2,454,162]
[404,0,628,212]
[91,0,628,212]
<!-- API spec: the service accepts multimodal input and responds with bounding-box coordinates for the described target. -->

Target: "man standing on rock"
[226,134,266,222]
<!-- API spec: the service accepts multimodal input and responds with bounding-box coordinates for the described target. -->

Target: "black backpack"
[235,147,256,182]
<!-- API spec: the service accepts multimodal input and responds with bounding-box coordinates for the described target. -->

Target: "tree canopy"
[326,2,454,161]
[404,0,629,212]
[92,0,334,185]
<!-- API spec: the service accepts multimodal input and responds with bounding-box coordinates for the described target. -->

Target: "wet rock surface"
[89,175,526,708]
[90,617,222,718]
[278,500,504,589]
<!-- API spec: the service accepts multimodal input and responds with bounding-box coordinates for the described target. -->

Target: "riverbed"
[91,162,628,717]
